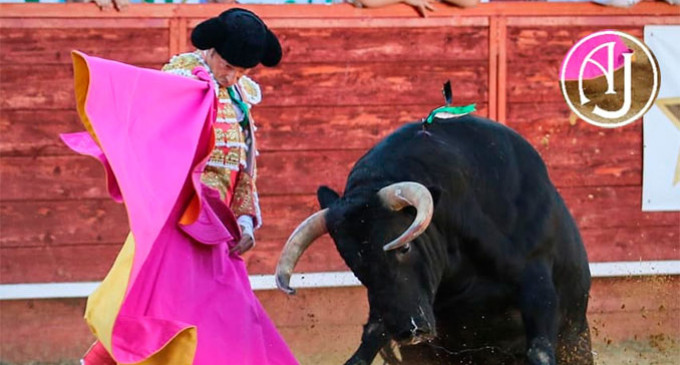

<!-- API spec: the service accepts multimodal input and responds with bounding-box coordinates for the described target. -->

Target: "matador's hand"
[232,216,256,255]
[231,232,255,255]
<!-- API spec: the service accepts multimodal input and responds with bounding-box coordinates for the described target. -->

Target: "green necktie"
[227,86,250,130]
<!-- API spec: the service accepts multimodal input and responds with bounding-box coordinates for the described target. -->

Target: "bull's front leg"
[344,318,390,365]
[519,260,558,365]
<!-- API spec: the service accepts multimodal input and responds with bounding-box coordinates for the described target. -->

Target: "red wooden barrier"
[1,3,678,281]
[0,3,679,363]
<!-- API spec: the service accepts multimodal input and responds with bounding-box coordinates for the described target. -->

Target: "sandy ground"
[7,339,678,365]
[298,338,680,365]
[592,338,680,365]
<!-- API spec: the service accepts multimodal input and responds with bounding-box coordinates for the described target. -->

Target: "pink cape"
[61,51,298,365]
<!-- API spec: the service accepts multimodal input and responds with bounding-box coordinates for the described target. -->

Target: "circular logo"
[560,30,660,128]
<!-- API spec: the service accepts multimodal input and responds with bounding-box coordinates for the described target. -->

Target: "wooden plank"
[0,237,343,283]
[0,155,113,201]
[0,85,649,195]
[261,17,489,29]
[0,200,129,248]
[1,64,76,110]
[269,27,488,63]
[0,18,169,29]
[257,195,340,243]
[254,61,487,107]
[257,150,364,196]
[183,27,193,53]
[160,2,680,19]
[1,3,678,19]
[0,106,490,157]
[503,26,643,103]
[497,16,507,123]
[256,104,489,152]
[0,110,81,157]
[244,237,348,275]
[253,138,632,194]
[506,26,643,62]
[254,225,680,275]
[0,245,121,284]
[0,27,169,65]
[2,188,678,253]
[0,233,342,282]
[506,59,565,103]
[3,224,678,283]
[505,15,680,27]
[177,17,188,60]
[2,62,485,110]
[582,226,679,263]
[168,18,181,58]
[488,17,499,122]
[545,153,640,189]
[560,186,680,230]
[507,102,642,187]
[176,2,680,19]
[0,151,357,201]
[0,298,95,363]
[506,57,661,104]
[0,118,640,202]
[0,238,344,284]
[1,151,674,248]
[0,128,634,204]
[0,195,325,248]
[504,28,641,103]
[0,63,163,111]
[0,3,176,18]
[4,223,678,284]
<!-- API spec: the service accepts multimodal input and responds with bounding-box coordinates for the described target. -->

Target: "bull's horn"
[275,209,329,295]
[378,182,434,251]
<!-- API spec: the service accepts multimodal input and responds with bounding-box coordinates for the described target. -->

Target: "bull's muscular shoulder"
[421,115,544,157]
[450,115,550,176]
[372,115,548,176]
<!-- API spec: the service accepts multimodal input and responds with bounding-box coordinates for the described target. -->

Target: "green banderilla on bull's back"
[424,80,476,125]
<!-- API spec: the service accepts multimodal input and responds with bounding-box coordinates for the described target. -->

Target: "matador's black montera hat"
[191,8,282,69]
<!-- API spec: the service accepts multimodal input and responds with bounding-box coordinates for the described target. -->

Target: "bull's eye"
[398,243,411,254]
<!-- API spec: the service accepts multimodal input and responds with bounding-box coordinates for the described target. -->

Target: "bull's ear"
[317,186,340,209]
[428,185,442,208]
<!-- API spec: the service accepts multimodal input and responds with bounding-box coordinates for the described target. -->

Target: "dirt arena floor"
[592,338,680,365]
[5,339,677,365]
[321,340,680,365]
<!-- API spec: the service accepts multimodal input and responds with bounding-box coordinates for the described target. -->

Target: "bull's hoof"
[343,359,369,365]
[527,337,556,365]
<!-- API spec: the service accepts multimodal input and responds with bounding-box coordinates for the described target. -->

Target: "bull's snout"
[395,319,436,345]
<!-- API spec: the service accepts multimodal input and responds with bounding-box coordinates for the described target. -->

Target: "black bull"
[275,115,593,365]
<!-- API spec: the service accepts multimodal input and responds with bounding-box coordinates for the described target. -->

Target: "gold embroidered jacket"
[162,51,262,228]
